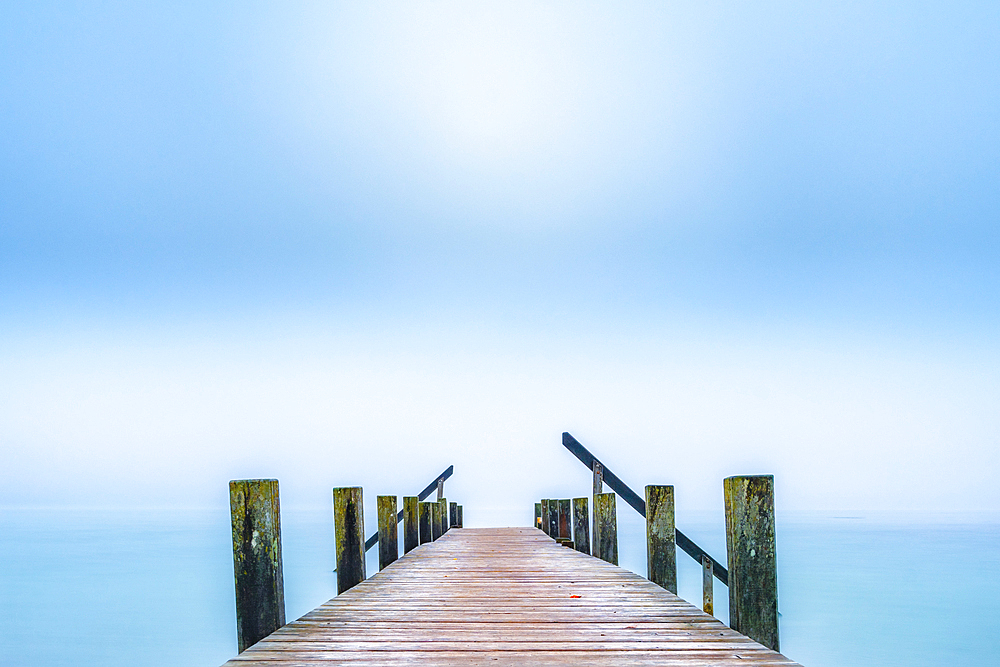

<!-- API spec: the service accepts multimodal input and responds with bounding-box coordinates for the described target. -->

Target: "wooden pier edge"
[221,528,802,667]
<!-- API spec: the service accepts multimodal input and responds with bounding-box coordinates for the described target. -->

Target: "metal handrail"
[562,432,729,585]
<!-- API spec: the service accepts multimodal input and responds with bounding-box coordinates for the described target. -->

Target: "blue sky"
[2,1,998,517]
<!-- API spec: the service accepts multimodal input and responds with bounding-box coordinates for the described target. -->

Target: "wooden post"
[403,496,419,554]
[436,478,444,501]
[592,461,603,554]
[572,497,590,554]
[724,475,779,651]
[333,486,366,594]
[439,497,448,533]
[645,485,677,594]
[229,479,285,653]
[702,554,714,616]
[457,505,463,528]
[558,499,571,539]
[547,499,559,537]
[539,499,548,535]
[377,495,398,571]
[449,501,458,528]
[534,502,542,530]
[418,501,432,544]
[594,492,617,565]
[431,501,443,540]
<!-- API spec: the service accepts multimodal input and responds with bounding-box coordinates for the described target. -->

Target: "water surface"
[1,508,997,666]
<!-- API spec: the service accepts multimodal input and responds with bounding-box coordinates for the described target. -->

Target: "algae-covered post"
[457,505,463,527]
[419,501,432,544]
[377,495,398,571]
[547,499,559,536]
[558,499,571,539]
[449,502,458,528]
[431,501,443,540]
[645,485,677,594]
[724,475,779,651]
[534,502,542,530]
[572,497,590,554]
[333,486,366,594]
[403,496,419,554]
[229,479,285,654]
[438,497,449,533]
[595,492,618,565]
[592,461,603,554]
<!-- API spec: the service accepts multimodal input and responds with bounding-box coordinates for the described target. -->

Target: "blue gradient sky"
[2,2,998,517]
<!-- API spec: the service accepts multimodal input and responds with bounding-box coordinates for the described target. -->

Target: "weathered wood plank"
[222,528,800,667]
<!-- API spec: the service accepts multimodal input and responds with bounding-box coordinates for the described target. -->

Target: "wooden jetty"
[223,527,801,666]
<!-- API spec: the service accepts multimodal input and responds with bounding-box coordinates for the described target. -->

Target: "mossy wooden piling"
[645,484,677,594]
[724,474,779,651]
[431,501,444,540]
[229,478,285,654]
[402,496,418,554]
[557,498,571,539]
[449,501,458,528]
[534,502,541,530]
[418,501,432,544]
[456,504,463,528]
[438,497,449,534]
[594,491,617,565]
[572,496,589,554]
[333,486,365,594]
[376,495,398,571]
[592,461,603,554]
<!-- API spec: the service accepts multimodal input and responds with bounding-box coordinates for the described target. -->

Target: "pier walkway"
[223,527,801,666]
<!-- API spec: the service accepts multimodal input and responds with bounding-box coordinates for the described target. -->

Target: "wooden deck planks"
[224,527,801,666]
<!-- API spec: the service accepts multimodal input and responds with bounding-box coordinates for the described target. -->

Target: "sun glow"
[373,5,578,165]
[276,2,688,229]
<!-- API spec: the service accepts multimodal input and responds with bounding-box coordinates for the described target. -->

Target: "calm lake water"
[1,507,998,666]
